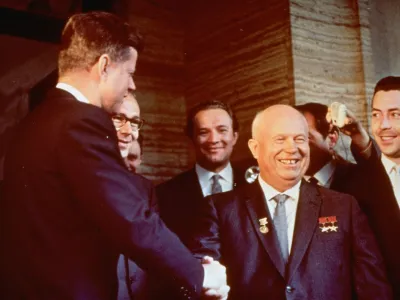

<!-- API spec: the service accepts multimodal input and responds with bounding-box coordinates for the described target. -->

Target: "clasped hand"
[202,256,230,300]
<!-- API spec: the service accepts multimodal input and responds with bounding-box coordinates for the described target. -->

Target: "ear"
[248,138,259,159]
[97,54,111,79]
[232,131,239,146]
[327,130,338,150]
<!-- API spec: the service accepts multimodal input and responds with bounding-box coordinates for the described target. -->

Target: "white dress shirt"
[56,82,90,104]
[304,160,336,188]
[258,176,301,254]
[195,163,234,197]
[381,154,400,207]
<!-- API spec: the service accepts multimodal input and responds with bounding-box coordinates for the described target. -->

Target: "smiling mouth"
[279,159,300,165]
[119,140,131,146]
[380,136,397,140]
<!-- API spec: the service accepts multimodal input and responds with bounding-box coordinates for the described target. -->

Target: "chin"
[120,150,129,158]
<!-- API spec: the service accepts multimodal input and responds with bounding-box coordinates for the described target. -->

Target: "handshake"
[201,256,230,299]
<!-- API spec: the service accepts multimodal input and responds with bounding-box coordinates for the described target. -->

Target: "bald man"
[197,105,392,299]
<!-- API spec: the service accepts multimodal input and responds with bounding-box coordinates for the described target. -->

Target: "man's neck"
[260,174,300,193]
[58,74,100,107]
[306,156,332,176]
[382,153,400,166]
[196,160,229,174]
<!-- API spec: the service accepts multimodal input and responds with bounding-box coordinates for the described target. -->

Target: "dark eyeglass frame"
[111,114,145,131]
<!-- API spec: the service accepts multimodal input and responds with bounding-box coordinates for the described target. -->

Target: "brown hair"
[186,100,239,139]
[58,11,143,76]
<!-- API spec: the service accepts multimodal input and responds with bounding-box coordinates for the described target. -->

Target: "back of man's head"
[58,11,143,76]
[295,103,331,138]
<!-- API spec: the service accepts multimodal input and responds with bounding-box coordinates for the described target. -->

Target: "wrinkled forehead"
[260,112,308,136]
[118,97,140,118]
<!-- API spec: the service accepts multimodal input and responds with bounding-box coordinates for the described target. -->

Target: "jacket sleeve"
[187,195,221,261]
[350,196,393,299]
[57,109,203,299]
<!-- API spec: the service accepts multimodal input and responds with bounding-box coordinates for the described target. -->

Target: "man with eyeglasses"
[111,92,144,159]
[0,11,228,300]
[110,92,151,300]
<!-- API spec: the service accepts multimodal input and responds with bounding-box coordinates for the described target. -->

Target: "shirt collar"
[195,162,233,187]
[381,154,399,175]
[56,82,90,104]
[312,160,336,186]
[258,175,301,202]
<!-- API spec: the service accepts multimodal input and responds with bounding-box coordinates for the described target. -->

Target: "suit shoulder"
[318,185,357,205]
[156,169,195,192]
[210,185,246,209]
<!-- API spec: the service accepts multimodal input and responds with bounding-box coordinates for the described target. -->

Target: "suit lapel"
[187,168,205,200]
[287,180,321,280]
[244,183,286,278]
[232,165,246,188]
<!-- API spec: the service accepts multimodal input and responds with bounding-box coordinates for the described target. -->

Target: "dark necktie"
[273,194,289,263]
[211,174,222,195]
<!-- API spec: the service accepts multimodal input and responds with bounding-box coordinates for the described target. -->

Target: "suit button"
[286,286,294,293]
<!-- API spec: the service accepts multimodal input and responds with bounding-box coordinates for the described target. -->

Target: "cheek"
[371,119,380,131]
[196,136,207,146]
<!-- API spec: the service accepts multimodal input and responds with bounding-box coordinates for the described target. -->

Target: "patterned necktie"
[211,174,222,195]
[273,194,289,263]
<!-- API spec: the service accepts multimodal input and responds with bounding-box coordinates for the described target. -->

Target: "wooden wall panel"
[185,0,294,164]
[290,0,371,126]
[129,0,189,183]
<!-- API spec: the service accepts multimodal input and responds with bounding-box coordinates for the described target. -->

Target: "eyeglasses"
[111,114,144,131]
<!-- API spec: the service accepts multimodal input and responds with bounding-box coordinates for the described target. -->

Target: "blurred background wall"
[0,0,399,183]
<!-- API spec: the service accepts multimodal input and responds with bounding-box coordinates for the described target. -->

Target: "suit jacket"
[0,89,203,300]
[341,144,400,298]
[202,180,392,300]
[156,166,246,257]
[330,159,359,191]
[118,175,158,300]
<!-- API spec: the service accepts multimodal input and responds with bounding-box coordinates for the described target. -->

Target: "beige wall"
[369,0,400,81]
[127,0,189,183]
[1,0,399,181]
[185,0,294,164]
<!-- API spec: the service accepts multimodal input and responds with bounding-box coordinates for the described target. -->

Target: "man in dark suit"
[326,76,400,298]
[0,12,228,300]
[109,92,152,300]
[202,105,392,299]
[156,100,247,252]
[295,102,358,189]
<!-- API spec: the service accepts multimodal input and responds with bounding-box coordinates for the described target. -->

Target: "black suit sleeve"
[186,195,221,261]
[350,196,393,299]
[57,110,203,299]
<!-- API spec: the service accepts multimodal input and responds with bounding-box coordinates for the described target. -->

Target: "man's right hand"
[202,256,230,299]
[326,103,371,151]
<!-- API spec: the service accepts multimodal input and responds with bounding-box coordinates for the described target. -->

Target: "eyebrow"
[372,108,400,112]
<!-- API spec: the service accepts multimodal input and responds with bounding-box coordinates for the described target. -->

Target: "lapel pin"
[318,216,338,233]
[259,217,269,234]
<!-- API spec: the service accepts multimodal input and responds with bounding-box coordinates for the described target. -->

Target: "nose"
[379,115,391,130]
[119,122,133,136]
[129,77,136,91]
[283,138,297,153]
[208,130,220,143]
